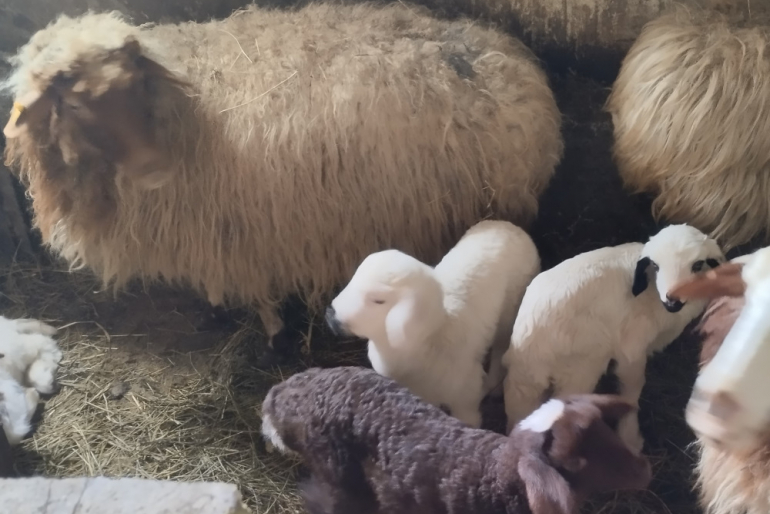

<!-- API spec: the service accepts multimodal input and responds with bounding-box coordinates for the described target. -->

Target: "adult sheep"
[606,6,770,250]
[1,4,563,345]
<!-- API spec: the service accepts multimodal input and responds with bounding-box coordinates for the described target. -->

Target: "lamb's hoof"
[265,440,276,454]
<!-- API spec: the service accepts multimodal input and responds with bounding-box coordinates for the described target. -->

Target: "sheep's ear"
[590,395,635,427]
[518,455,576,514]
[3,89,55,138]
[385,296,430,349]
[632,257,651,296]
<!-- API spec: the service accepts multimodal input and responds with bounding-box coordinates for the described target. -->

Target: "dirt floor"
[0,71,742,513]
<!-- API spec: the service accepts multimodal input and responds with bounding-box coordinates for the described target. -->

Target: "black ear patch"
[632,257,652,296]
[706,258,722,269]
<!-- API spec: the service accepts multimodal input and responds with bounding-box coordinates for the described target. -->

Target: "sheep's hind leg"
[613,357,648,455]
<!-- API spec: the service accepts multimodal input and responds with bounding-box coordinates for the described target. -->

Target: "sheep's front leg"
[614,357,648,455]
[257,305,286,350]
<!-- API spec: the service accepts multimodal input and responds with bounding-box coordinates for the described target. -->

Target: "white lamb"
[502,224,725,452]
[0,368,41,445]
[0,315,61,445]
[326,220,540,428]
[0,315,61,397]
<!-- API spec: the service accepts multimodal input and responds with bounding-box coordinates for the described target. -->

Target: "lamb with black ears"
[261,366,652,514]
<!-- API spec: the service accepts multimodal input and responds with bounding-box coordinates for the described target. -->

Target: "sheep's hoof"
[265,440,275,454]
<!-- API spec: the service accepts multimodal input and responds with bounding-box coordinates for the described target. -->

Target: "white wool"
[330,220,540,428]
[0,315,62,395]
[0,369,40,446]
[518,399,565,433]
[503,224,724,452]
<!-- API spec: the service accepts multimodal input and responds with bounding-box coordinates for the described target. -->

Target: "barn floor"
[1,73,716,513]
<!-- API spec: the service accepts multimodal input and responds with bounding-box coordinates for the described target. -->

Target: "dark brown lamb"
[261,366,652,514]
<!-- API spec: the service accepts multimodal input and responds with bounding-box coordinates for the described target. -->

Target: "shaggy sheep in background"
[606,6,770,250]
[261,366,652,514]
[326,220,540,428]
[502,224,725,453]
[1,3,563,347]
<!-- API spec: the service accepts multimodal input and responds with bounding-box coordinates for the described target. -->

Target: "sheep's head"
[515,395,652,513]
[632,224,725,313]
[326,250,444,347]
[2,12,186,233]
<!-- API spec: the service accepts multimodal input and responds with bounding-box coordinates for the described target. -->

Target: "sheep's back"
[607,7,770,249]
[6,2,562,312]
[265,367,523,512]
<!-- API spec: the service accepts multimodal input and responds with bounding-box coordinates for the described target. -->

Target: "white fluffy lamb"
[326,220,540,428]
[0,315,61,445]
[502,224,725,452]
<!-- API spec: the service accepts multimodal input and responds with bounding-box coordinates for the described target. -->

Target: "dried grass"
[0,260,311,513]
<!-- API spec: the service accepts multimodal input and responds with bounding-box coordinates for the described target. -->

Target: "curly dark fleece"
[262,366,651,514]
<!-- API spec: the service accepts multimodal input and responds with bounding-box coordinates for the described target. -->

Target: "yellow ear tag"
[3,102,26,138]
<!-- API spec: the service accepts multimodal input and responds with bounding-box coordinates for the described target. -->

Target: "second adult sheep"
[606,7,770,249]
[2,3,563,346]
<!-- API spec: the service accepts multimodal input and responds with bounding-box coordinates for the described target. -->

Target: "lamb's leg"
[13,319,57,337]
[483,337,509,398]
[613,357,648,455]
[453,405,483,429]
[504,373,549,433]
[27,356,59,395]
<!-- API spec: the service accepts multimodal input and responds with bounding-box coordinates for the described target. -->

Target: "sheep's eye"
[691,260,705,273]
[372,299,385,305]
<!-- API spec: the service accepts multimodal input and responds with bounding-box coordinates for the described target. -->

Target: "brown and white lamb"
[261,366,652,514]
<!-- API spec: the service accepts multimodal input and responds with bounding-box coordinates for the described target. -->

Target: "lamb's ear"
[632,257,651,296]
[385,295,429,349]
[518,454,577,514]
[589,395,636,427]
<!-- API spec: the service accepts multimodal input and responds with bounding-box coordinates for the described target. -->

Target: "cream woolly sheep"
[502,224,725,453]
[606,7,770,250]
[1,4,563,347]
[261,366,652,514]
[325,220,540,428]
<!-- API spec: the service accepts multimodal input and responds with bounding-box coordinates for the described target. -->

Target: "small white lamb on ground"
[0,368,40,445]
[503,224,725,452]
[0,315,61,396]
[0,315,60,446]
[326,220,540,428]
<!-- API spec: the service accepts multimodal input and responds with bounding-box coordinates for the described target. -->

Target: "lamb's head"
[2,12,185,235]
[514,395,652,512]
[633,224,725,313]
[326,250,445,347]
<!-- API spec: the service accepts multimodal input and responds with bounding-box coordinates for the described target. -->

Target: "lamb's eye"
[372,299,385,305]
[691,260,705,273]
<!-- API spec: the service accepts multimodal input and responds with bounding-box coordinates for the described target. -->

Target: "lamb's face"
[326,250,436,342]
[633,224,725,313]
[518,395,652,496]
